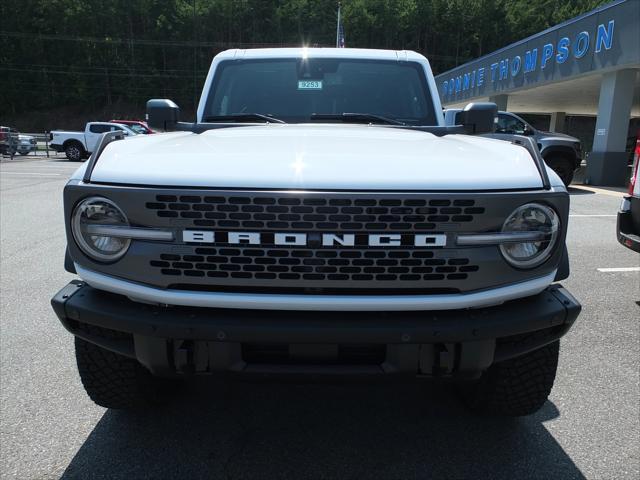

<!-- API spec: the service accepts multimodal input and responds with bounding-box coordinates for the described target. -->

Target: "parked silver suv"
[444,110,582,186]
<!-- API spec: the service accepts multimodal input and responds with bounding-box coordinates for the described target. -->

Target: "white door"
[85,124,112,152]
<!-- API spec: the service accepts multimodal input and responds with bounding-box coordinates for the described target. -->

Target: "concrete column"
[489,94,508,111]
[549,112,566,133]
[587,69,635,186]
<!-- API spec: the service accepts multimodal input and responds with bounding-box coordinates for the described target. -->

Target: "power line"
[0,66,207,78]
[2,62,209,74]
[0,31,295,48]
[1,31,465,61]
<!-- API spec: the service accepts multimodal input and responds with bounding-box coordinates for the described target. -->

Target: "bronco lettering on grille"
[182,230,447,247]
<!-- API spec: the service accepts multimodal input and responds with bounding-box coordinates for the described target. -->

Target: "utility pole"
[336,2,341,48]
[193,0,197,113]
[336,2,344,48]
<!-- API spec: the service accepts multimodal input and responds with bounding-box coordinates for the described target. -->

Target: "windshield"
[496,114,527,135]
[205,58,437,125]
[126,124,147,134]
[113,124,138,136]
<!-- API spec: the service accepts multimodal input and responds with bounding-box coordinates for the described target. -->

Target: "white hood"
[83,124,544,190]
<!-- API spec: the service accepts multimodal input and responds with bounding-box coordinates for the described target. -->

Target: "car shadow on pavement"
[567,186,596,195]
[61,379,586,480]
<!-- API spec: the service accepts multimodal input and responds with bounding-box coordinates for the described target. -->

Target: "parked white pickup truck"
[50,122,137,161]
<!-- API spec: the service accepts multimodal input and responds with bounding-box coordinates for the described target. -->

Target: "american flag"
[337,3,345,48]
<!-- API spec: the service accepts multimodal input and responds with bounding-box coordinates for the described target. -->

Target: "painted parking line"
[597,267,640,273]
[569,214,616,217]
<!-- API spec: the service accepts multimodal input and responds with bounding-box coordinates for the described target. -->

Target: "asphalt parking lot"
[1,156,638,480]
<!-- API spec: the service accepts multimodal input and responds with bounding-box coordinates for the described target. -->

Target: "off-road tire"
[545,156,575,186]
[75,332,171,410]
[460,340,560,417]
[64,142,84,162]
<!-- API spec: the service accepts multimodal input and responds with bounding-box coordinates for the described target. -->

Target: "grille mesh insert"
[146,195,485,231]
[149,247,479,282]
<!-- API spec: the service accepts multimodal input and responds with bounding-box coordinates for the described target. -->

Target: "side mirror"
[146,99,180,132]
[523,125,535,136]
[455,102,497,135]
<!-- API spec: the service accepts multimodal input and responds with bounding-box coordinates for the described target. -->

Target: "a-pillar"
[587,69,635,186]
[549,112,566,133]
[489,94,508,111]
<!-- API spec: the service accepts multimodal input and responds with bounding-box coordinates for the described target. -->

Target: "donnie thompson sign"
[436,0,640,104]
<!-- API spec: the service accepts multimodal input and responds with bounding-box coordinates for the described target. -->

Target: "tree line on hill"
[1,0,608,127]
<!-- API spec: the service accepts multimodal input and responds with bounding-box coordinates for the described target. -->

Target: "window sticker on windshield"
[298,80,323,90]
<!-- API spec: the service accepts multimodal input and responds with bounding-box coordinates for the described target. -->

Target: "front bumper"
[52,281,580,378]
[617,196,640,252]
[74,263,557,311]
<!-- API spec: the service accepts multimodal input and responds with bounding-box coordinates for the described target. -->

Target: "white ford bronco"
[52,48,581,416]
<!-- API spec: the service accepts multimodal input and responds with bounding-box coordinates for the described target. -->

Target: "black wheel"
[545,156,575,186]
[64,142,84,162]
[459,341,560,417]
[75,330,173,409]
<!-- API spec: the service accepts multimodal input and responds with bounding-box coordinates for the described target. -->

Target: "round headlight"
[500,203,559,269]
[72,197,130,262]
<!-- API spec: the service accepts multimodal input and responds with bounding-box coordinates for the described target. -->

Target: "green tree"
[0,0,611,130]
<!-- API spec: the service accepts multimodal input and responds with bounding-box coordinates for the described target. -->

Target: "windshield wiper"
[203,113,286,124]
[310,113,405,126]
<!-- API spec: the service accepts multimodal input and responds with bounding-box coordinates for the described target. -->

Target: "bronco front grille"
[145,195,485,231]
[66,185,566,293]
[142,193,489,290]
[149,247,479,283]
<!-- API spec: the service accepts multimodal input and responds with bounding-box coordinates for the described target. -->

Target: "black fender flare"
[65,246,77,274]
[554,245,570,281]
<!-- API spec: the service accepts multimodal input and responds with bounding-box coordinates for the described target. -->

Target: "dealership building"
[435,0,639,186]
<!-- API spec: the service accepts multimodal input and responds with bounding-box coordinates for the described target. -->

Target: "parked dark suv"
[444,110,582,186]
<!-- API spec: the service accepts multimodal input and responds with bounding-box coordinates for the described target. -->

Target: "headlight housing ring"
[71,196,131,262]
[500,203,559,269]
